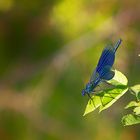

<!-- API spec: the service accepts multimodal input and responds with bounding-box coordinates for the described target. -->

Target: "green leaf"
[122,114,140,126]
[108,70,128,86]
[83,96,101,116]
[83,87,128,116]
[99,88,128,112]
[133,106,140,115]
[83,70,128,116]
[125,101,140,109]
[130,84,140,100]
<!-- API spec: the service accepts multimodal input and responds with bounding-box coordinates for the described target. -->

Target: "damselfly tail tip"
[114,38,122,52]
[117,38,122,45]
[119,38,122,42]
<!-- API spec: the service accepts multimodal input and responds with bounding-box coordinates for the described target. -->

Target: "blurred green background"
[0,0,140,140]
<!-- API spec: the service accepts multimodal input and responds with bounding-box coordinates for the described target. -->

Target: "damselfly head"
[82,83,93,96]
[82,89,86,96]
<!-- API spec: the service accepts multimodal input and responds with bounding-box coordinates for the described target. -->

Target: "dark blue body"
[82,39,122,96]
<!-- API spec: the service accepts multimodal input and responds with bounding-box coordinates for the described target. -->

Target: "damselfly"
[82,39,122,98]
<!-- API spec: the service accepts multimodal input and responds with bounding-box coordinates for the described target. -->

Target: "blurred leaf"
[123,90,140,126]
[0,0,13,11]
[133,106,140,115]
[125,101,140,109]
[108,70,128,86]
[122,114,140,126]
[130,84,140,100]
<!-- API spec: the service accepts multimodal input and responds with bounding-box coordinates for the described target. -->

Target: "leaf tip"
[83,113,86,116]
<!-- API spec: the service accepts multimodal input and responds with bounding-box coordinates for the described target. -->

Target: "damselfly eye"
[82,90,86,96]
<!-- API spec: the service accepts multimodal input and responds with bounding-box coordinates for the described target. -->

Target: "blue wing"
[90,69,99,82]
[113,39,122,53]
[99,65,115,80]
[90,45,115,82]
[96,45,115,74]
[90,39,122,82]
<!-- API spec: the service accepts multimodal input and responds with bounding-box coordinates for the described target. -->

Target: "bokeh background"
[0,0,140,140]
